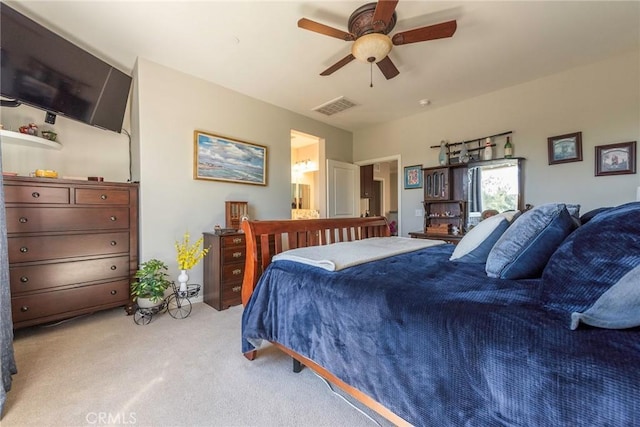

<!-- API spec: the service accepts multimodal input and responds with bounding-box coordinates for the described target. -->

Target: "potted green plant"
[130,259,172,308]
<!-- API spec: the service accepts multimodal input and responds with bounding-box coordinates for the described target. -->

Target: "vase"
[137,297,162,309]
[459,143,470,163]
[438,140,448,166]
[178,270,189,292]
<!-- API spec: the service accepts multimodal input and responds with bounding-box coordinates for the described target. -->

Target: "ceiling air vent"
[312,96,358,116]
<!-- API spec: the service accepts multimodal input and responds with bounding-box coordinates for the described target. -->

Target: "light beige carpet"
[2,303,390,427]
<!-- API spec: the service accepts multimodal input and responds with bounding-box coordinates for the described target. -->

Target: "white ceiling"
[8,1,640,133]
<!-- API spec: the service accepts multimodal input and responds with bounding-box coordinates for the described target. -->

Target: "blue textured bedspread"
[242,244,640,426]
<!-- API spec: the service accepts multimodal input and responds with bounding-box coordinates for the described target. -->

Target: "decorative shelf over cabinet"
[0,129,62,150]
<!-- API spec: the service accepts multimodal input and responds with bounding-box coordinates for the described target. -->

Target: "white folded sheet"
[272,236,445,271]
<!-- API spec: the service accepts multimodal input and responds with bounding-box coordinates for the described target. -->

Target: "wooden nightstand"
[203,231,245,310]
[409,231,463,245]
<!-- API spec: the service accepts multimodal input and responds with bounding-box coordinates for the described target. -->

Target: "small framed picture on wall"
[548,131,583,165]
[595,141,636,176]
[404,165,423,189]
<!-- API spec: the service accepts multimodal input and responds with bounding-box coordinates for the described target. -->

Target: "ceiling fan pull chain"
[370,62,373,88]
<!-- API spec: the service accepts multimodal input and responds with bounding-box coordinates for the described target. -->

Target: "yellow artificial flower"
[175,232,209,270]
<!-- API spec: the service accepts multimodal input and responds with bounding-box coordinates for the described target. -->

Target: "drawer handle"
[31,191,40,198]
[20,276,29,283]
[110,265,117,270]
[232,286,241,293]
[100,194,108,200]
[110,290,117,295]
[233,238,242,244]
[19,247,28,253]
[110,216,117,221]
[232,251,242,258]
[20,306,29,312]
[110,241,117,246]
[19,217,28,223]
[232,269,242,275]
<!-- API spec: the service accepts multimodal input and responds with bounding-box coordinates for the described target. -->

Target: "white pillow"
[449,214,512,263]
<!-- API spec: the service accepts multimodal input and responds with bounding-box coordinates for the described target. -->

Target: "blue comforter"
[242,244,640,426]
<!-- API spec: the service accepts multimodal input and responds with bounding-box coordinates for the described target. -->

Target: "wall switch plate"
[415,209,423,217]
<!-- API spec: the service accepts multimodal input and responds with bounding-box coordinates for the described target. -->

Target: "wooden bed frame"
[240,216,412,426]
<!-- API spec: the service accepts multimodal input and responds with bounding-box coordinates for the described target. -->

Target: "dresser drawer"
[11,280,129,323]
[4,185,70,204]
[221,234,245,247]
[221,263,245,284]
[10,255,130,294]
[5,207,130,233]
[8,232,129,263]
[222,246,245,264]
[75,188,130,205]
[220,282,242,307]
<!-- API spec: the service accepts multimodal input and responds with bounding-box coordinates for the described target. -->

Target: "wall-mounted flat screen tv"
[0,3,131,133]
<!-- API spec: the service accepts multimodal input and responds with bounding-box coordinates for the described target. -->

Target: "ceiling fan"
[298,0,457,82]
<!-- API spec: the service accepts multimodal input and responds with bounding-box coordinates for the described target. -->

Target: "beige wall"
[354,49,640,235]
[1,103,131,181]
[133,58,352,291]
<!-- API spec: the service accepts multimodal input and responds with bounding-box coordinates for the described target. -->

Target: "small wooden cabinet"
[419,158,524,241]
[4,176,138,328]
[360,164,374,198]
[203,232,245,310]
[423,167,451,201]
[422,200,467,240]
[225,201,248,230]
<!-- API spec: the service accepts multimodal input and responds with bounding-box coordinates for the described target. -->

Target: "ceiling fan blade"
[372,0,399,32]
[320,54,356,76]
[392,20,457,45]
[298,18,355,41]
[376,56,399,80]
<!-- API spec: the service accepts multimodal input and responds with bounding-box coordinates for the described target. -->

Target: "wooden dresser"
[203,231,244,311]
[3,176,138,328]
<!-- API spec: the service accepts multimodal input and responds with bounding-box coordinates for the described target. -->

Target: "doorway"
[291,130,321,219]
[358,157,400,235]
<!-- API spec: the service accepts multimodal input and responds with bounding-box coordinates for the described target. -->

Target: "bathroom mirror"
[466,158,523,229]
[291,183,310,210]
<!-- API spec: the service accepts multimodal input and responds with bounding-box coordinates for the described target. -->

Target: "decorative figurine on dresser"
[203,201,249,310]
[4,175,139,328]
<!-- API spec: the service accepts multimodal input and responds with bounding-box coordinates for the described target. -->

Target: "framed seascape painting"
[595,141,636,177]
[194,130,267,185]
[404,165,423,189]
[548,131,583,165]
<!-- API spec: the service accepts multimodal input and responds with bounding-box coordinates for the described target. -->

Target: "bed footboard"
[240,216,390,306]
[240,216,410,425]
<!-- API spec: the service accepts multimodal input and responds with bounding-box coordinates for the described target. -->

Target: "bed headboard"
[241,216,390,305]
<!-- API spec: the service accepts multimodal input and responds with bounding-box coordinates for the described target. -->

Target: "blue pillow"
[486,203,577,279]
[542,201,640,314]
[450,214,511,263]
[579,206,611,224]
[570,264,640,330]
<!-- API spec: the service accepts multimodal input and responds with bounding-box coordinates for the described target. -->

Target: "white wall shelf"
[0,129,62,150]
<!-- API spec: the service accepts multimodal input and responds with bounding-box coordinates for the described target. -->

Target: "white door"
[326,159,360,218]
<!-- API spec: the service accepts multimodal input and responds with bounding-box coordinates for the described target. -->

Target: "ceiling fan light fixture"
[351,33,392,63]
